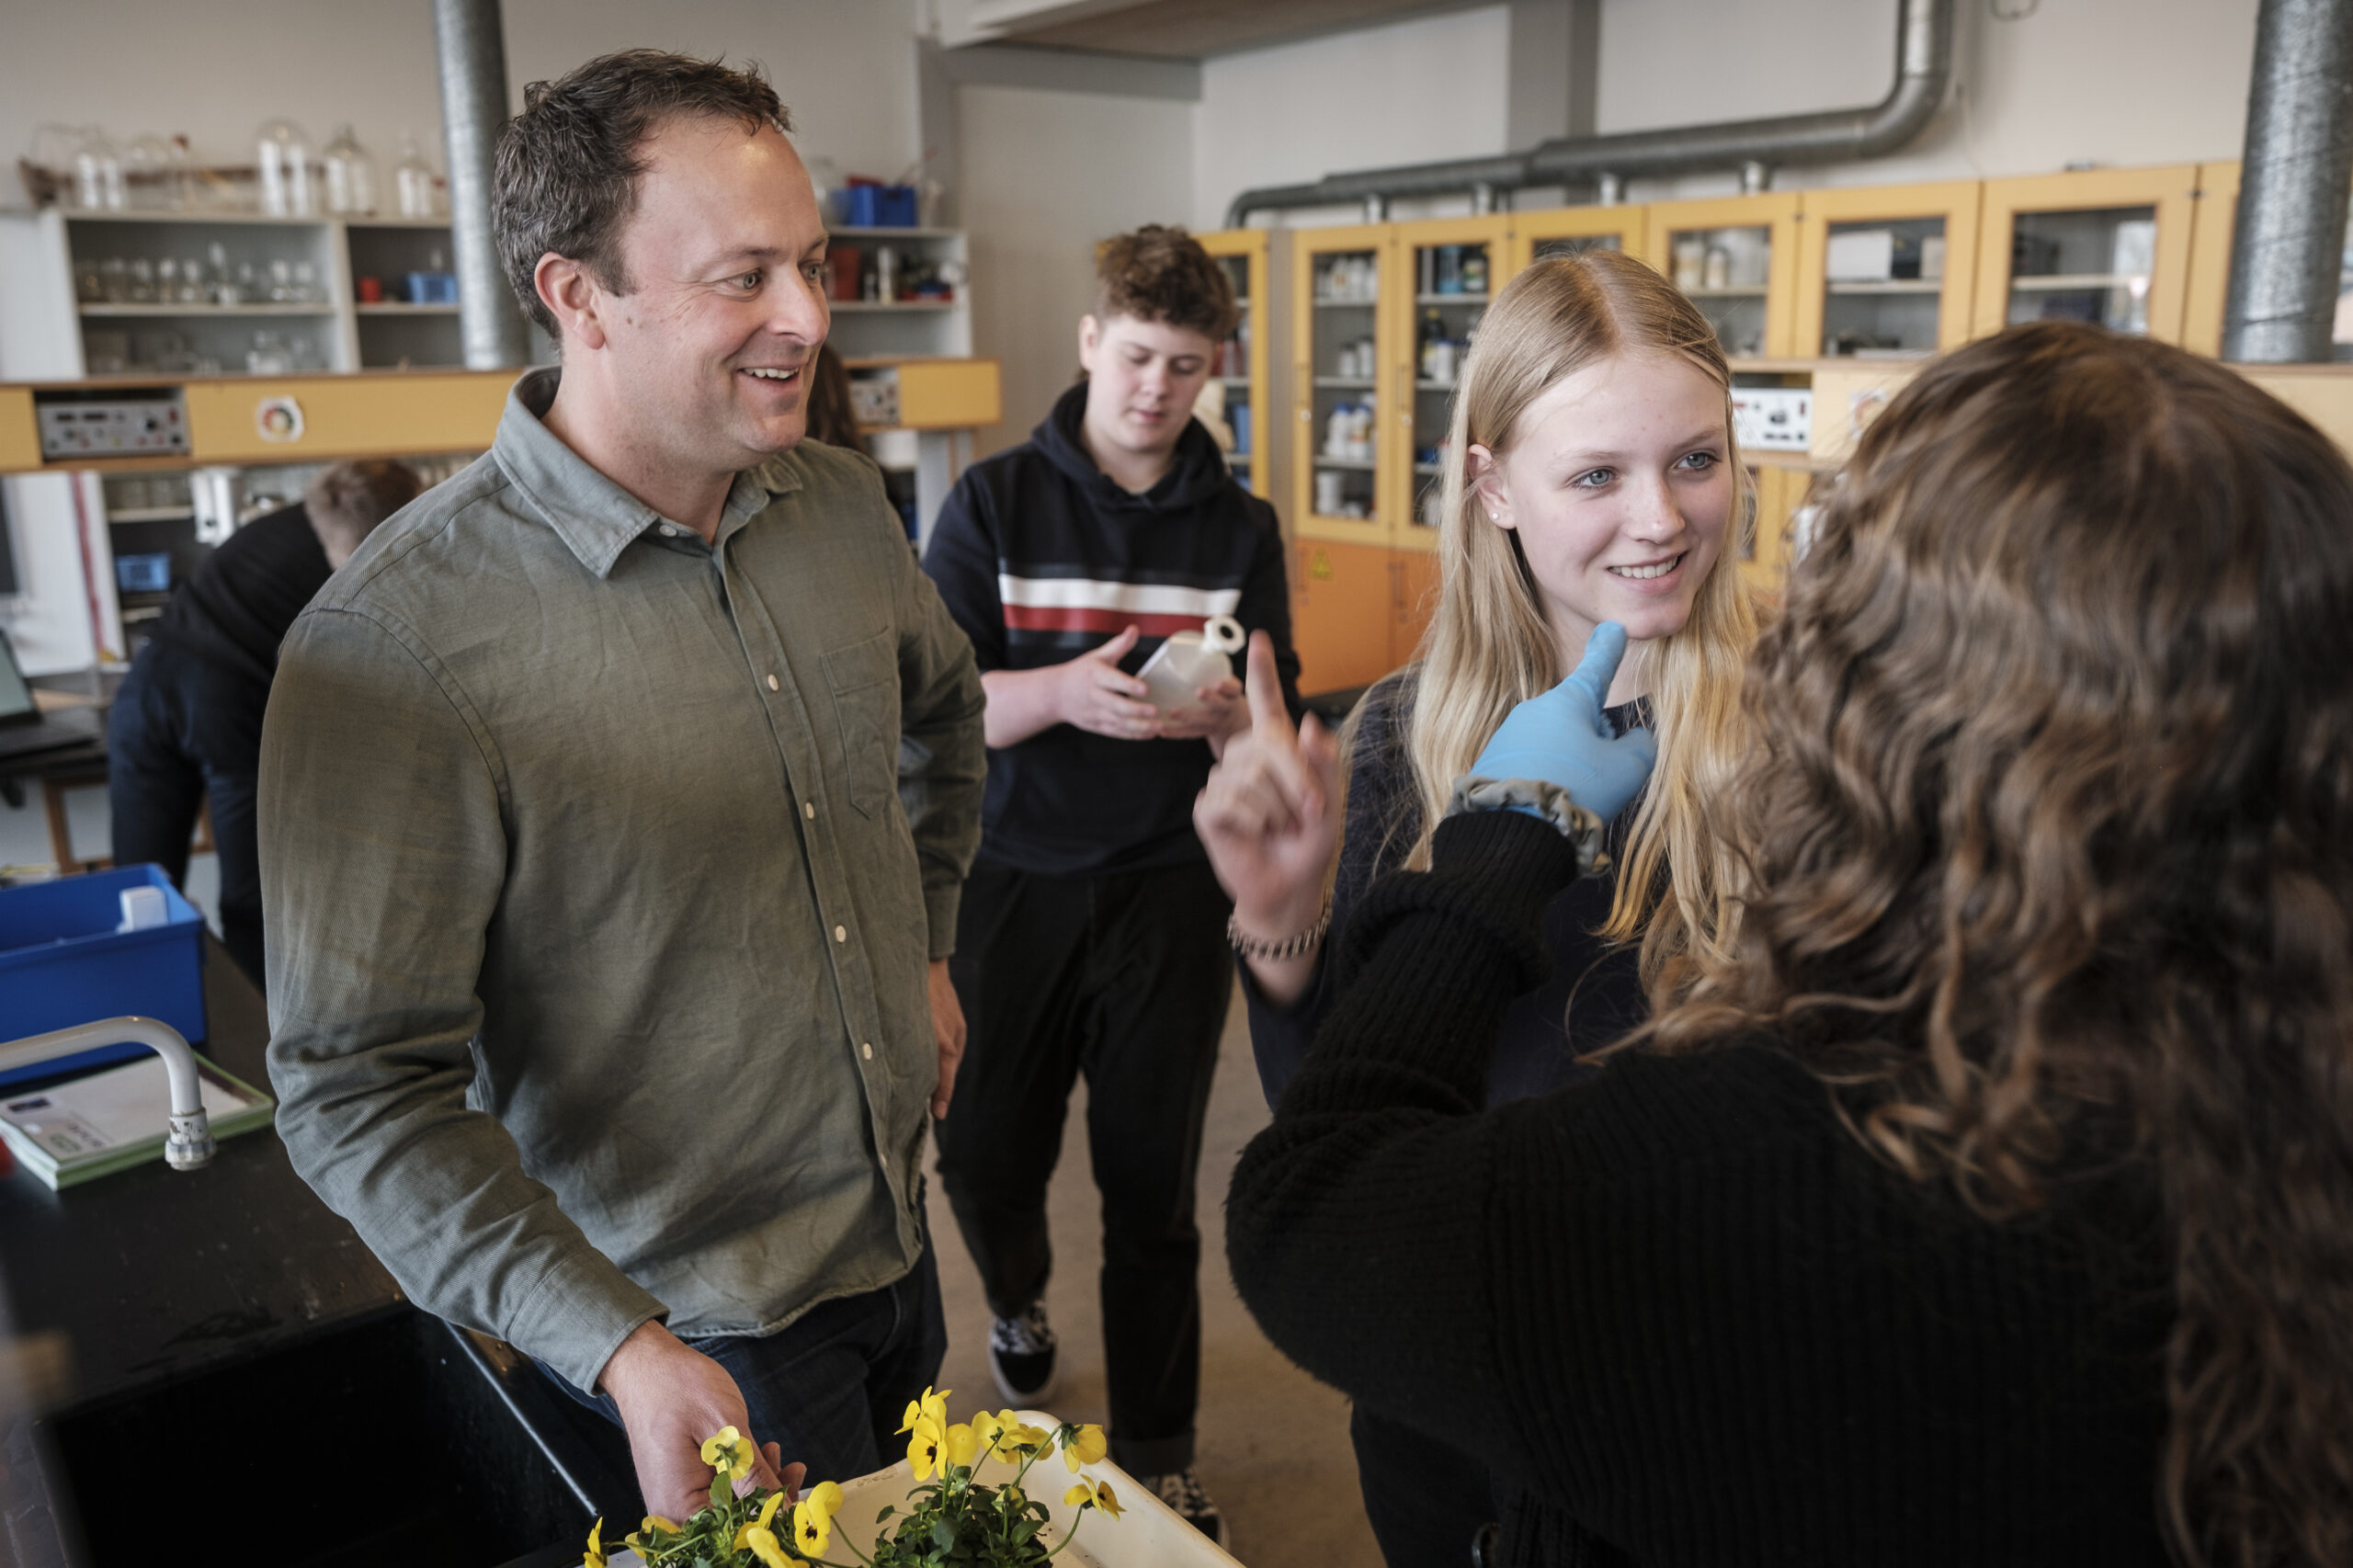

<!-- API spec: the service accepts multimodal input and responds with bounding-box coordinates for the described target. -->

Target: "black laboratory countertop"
[0,936,404,1413]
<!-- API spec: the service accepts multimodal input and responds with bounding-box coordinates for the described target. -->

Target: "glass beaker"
[322,124,377,216]
[256,119,315,217]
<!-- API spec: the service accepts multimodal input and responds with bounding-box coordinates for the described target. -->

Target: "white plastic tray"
[607,1409,1246,1567]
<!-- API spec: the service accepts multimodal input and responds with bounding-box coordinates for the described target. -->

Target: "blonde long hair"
[1402,250,1756,985]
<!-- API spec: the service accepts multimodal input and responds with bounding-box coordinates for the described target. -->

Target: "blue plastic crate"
[0,865,207,1089]
[842,185,918,229]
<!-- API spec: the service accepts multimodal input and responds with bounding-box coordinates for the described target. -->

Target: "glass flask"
[256,119,316,217]
[392,131,439,219]
[74,127,126,210]
[322,123,378,216]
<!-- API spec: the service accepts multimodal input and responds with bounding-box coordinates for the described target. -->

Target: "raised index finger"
[1244,630,1295,741]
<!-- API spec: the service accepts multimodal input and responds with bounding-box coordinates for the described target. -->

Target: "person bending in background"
[1224,322,2353,1566]
[108,459,420,987]
[920,223,1301,1548]
[1196,249,1753,1565]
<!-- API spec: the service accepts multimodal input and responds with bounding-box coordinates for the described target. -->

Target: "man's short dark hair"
[304,460,423,551]
[495,50,791,339]
[1093,225,1240,343]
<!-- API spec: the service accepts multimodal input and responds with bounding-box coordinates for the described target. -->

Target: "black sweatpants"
[107,641,267,988]
[936,858,1233,1478]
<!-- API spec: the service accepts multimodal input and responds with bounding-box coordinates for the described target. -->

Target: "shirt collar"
[494,367,804,578]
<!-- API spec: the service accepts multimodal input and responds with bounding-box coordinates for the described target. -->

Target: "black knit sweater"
[1225,809,2176,1567]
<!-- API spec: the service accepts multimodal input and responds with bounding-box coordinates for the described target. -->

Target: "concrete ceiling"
[950,0,1499,61]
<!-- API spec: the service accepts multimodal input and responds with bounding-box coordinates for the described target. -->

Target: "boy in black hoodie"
[921,225,1300,1546]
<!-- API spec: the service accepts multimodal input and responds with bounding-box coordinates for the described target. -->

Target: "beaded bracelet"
[1227,892,1335,962]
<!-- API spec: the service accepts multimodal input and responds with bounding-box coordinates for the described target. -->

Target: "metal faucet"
[0,1017,215,1170]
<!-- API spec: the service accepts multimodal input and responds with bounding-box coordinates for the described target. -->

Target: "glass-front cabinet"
[1507,205,1643,276]
[1643,194,1802,359]
[1198,228,1269,496]
[1791,181,1981,358]
[1390,216,1506,550]
[1291,224,1396,543]
[1972,166,2200,344]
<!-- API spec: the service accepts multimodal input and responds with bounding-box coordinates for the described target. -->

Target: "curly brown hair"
[1647,322,2353,1567]
[1093,224,1240,342]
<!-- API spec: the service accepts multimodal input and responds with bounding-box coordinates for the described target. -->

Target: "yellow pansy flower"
[623,1515,682,1552]
[808,1479,845,1519]
[733,1492,789,1554]
[699,1426,756,1483]
[1094,1481,1123,1520]
[1061,1423,1108,1472]
[944,1422,981,1470]
[792,1496,834,1558]
[895,1384,951,1436]
[642,1516,682,1536]
[743,1523,792,1568]
[972,1408,1013,1460]
[1064,1481,1098,1510]
[907,1415,946,1481]
[584,1516,605,1568]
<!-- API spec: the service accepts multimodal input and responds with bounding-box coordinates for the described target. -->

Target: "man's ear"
[1076,313,1101,376]
[1467,443,1514,530]
[535,253,608,351]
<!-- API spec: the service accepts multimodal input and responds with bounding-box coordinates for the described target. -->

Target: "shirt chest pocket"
[821,630,899,820]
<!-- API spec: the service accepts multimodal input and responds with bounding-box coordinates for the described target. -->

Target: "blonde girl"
[1194,247,1756,1565]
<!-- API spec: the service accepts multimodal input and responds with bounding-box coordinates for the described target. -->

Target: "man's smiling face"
[597,114,832,473]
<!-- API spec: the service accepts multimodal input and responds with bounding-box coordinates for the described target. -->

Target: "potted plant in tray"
[585,1387,1121,1568]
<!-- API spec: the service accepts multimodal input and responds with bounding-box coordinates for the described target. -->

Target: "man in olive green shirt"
[259,51,984,1518]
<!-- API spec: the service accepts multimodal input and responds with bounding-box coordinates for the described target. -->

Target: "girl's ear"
[1467,444,1514,530]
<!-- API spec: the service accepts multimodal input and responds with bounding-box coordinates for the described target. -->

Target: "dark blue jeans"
[107,641,268,987]
[544,1244,948,1489]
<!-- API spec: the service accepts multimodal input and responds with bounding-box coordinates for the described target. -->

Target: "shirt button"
[834,925,847,943]
[803,801,816,820]
[861,1041,874,1061]
[659,524,680,538]
[767,673,780,691]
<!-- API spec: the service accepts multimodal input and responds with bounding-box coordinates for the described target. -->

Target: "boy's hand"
[1056,625,1161,741]
[1155,677,1248,756]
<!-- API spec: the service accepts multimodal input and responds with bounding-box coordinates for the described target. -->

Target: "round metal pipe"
[0,1017,214,1170]
[2222,0,2353,361]
[1224,0,1949,227]
[435,0,530,369]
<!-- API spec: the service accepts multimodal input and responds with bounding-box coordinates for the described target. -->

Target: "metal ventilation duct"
[1224,0,1952,227]
[2222,0,2353,362]
[435,0,530,369]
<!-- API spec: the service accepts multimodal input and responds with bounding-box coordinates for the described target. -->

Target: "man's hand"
[1156,677,1249,758]
[927,958,965,1119]
[1054,625,1161,741]
[1192,631,1342,1006]
[600,1320,803,1522]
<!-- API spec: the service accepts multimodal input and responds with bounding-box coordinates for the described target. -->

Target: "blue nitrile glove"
[1469,621,1659,823]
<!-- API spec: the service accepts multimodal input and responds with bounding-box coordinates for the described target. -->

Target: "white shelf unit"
[824,228,971,359]
[0,208,476,381]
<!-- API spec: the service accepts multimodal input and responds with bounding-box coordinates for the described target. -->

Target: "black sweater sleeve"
[1226,807,1579,1461]
[917,472,1006,673]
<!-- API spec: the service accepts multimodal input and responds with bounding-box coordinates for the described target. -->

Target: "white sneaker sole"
[989,1347,1059,1406]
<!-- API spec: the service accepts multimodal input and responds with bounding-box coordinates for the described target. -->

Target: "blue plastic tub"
[842,184,918,229]
[0,865,207,1089]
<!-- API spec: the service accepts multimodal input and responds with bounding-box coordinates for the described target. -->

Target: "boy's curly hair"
[1094,224,1239,342]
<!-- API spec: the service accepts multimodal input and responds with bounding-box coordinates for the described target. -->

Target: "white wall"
[1194,0,2264,225]
[1194,6,1513,228]
[0,0,923,212]
[958,84,1196,453]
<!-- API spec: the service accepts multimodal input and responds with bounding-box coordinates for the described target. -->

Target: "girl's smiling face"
[1469,348,1734,682]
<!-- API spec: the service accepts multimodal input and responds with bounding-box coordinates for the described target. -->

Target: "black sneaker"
[987,1301,1058,1404]
[1142,1468,1228,1551]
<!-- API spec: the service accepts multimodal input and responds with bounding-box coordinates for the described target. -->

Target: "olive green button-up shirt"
[259,369,985,1392]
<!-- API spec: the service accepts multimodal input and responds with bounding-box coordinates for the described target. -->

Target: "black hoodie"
[922,381,1302,877]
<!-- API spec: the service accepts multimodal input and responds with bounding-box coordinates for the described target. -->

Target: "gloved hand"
[1469,621,1659,823]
